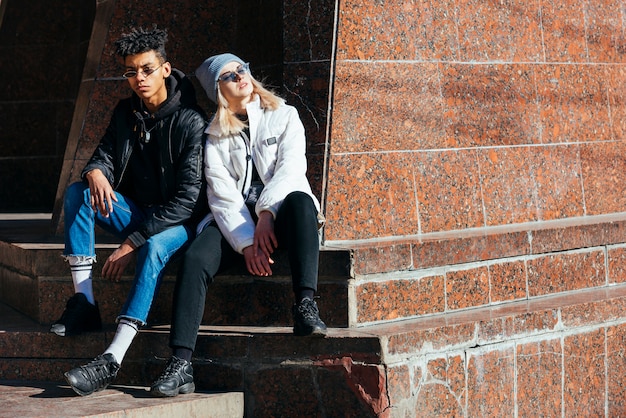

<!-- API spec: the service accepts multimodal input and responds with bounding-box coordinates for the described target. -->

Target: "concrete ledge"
[327,212,626,275]
[0,380,243,418]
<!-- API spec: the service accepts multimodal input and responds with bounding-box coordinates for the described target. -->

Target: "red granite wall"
[10,0,626,249]
[323,0,626,243]
[381,287,626,416]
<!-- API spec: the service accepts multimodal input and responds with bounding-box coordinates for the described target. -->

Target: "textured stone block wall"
[383,292,626,416]
[281,0,335,197]
[0,0,94,212]
[52,0,329,227]
[323,0,626,243]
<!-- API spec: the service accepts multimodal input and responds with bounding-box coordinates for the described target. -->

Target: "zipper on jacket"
[240,130,252,198]
[116,130,136,190]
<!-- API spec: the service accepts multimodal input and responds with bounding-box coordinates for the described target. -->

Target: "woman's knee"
[282,191,315,213]
[178,230,223,281]
[183,243,221,273]
[279,192,317,222]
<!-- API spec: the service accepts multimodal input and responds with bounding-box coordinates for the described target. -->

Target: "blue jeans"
[63,182,191,325]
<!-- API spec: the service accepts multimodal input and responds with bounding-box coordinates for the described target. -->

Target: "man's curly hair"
[114,26,168,61]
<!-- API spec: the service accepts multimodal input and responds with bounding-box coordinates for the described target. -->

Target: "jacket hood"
[132,68,199,121]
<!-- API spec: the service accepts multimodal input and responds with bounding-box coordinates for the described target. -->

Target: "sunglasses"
[218,63,250,83]
[122,63,164,79]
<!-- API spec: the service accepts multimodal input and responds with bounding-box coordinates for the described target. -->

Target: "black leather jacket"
[82,69,207,247]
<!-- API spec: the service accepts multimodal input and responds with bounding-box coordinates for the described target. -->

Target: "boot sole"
[150,382,195,397]
[293,325,328,337]
[50,324,103,337]
[50,326,66,337]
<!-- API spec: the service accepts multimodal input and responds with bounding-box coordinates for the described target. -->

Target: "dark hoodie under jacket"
[81,68,207,248]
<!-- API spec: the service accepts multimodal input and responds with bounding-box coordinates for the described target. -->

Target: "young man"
[52,26,206,397]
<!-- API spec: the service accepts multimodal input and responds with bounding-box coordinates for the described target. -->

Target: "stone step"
[0,380,244,418]
[5,214,626,336]
[0,237,352,328]
[0,301,385,417]
[3,283,626,417]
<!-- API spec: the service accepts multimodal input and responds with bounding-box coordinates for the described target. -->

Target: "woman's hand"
[254,211,277,258]
[242,211,277,276]
[243,244,274,276]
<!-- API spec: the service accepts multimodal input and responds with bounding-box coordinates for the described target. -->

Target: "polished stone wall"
[0,0,331,232]
[51,0,323,227]
[323,0,626,243]
[3,1,626,414]
[5,0,626,247]
[0,0,94,212]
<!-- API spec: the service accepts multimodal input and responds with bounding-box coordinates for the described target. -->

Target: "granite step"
[0,301,385,417]
[0,215,352,328]
[4,282,626,417]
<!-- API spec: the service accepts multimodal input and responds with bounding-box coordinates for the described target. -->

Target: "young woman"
[150,53,327,397]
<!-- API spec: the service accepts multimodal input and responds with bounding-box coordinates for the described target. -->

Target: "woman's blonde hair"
[214,75,283,137]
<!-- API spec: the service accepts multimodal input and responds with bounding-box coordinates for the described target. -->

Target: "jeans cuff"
[116,315,146,328]
[62,254,97,265]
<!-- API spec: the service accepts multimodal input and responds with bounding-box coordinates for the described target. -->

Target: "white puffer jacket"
[196,95,320,253]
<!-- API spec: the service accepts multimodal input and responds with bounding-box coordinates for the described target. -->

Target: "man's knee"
[64,182,89,206]
[141,237,173,263]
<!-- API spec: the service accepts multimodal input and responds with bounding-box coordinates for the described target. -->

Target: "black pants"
[169,191,320,351]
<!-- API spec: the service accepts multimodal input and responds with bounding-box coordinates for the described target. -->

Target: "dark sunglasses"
[122,63,164,79]
[218,63,250,83]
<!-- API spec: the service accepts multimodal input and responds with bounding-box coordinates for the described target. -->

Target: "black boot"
[65,353,120,396]
[50,293,102,336]
[150,356,195,397]
[292,297,327,337]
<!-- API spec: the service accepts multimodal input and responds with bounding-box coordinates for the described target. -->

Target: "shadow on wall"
[0,0,95,212]
[0,0,7,27]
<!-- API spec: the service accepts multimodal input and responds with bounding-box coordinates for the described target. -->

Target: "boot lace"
[296,298,319,320]
[80,355,119,388]
[157,356,186,381]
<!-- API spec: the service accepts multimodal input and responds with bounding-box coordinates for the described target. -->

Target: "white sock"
[104,319,139,365]
[67,256,95,305]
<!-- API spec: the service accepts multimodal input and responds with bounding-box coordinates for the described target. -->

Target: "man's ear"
[162,61,172,78]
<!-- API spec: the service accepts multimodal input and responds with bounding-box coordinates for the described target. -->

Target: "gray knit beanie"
[195,53,246,104]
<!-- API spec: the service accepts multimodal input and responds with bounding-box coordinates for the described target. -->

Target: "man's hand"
[85,169,118,217]
[102,240,136,282]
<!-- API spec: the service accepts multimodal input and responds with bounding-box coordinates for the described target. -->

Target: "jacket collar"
[206,94,261,137]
